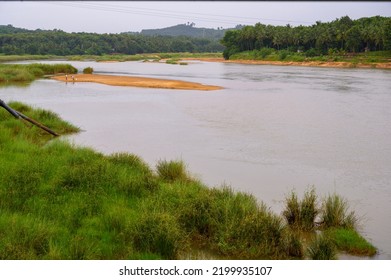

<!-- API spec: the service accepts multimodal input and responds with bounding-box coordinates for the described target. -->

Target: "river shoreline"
[182,57,391,69]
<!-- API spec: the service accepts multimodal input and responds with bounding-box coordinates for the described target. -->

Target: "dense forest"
[1,16,390,58]
[221,16,391,59]
[0,25,224,55]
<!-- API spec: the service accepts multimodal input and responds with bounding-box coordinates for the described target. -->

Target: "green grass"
[165,59,179,65]
[0,63,77,85]
[326,228,377,256]
[0,54,60,63]
[0,101,378,259]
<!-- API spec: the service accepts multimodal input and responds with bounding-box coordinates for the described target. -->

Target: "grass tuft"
[307,234,337,260]
[131,212,184,259]
[283,188,318,231]
[321,193,357,229]
[156,160,189,182]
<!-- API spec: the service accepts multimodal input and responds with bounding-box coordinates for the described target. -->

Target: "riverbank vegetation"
[0,63,77,84]
[221,16,391,60]
[0,102,376,259]
[282,189,377,259]
[227,49,391,67]
[0,52,222,63]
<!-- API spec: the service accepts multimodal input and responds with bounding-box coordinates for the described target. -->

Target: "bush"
[259,47,273,58]
[279,50,289,60]
[83,67,93,74]
[305,48,320,58]
[223,46,240,60]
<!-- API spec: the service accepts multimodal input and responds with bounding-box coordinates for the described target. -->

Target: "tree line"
[0,25,224,55]
[221,16,391,59]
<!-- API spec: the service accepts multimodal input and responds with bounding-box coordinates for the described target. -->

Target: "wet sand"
[52,74,223,91]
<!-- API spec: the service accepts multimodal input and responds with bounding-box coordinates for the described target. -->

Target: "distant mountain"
[139,23,244,40]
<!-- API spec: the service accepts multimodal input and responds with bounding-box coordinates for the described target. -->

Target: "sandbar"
[52,74,223,91]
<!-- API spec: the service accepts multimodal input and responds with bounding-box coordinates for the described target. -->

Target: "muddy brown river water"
[1,60,390,259]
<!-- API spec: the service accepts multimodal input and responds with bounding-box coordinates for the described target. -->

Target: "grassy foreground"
[0,102,376,259]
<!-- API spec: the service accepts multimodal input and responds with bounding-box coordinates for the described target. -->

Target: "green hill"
[140,23,243,40]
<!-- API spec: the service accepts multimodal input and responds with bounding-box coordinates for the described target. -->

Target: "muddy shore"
[52,74,223,91]
[183,57,391,69]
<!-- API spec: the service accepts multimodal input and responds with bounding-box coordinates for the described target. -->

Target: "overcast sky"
[1,1,390,33]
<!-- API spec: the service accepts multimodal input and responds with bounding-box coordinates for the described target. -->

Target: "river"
[1,60,390,259]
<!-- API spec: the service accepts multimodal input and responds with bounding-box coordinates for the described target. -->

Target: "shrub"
[259,47,273,58]
[223,46,240,60]
[83,67,94,74]
[305,48,320,57]
[279,50,289,60]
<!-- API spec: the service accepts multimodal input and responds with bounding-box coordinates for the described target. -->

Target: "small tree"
[83,67,93,74]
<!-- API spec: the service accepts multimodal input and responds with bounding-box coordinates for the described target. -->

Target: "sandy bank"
[183,57,391,69]
[52,74,222,91]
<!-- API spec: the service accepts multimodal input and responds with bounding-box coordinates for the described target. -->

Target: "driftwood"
[0,99,59,137]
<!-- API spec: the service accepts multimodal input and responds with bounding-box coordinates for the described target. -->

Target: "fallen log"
[0,99,59,137]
